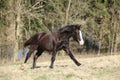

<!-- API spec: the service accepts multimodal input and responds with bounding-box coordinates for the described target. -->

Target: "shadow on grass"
[30,64,69,69]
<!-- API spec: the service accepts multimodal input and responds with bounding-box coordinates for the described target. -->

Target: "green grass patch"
[65,73,76,78]
[34,75,48,80]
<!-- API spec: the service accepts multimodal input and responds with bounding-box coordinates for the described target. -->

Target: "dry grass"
[0,54,120,80]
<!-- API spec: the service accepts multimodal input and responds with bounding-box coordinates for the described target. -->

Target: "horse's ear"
[75,24,81,30]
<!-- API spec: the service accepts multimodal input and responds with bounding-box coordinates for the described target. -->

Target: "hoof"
[31,66,36,69]
[76,63,81,66]
[31,67,35,69]
[49,66,53,69]
[24,61,27,63]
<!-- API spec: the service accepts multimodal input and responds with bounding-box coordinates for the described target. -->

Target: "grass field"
[0,54,120,80]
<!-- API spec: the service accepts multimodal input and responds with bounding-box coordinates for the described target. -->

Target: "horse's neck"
[59,32,71,41]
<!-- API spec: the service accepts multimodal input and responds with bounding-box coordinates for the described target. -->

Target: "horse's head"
[71,24,84,45]
[59,24,84,45]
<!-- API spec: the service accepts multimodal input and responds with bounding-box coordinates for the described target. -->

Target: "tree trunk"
[65,0,71,25]
[98,25,103,55]
[114,32,118,53]
[15,0,23,44]
[5,0,18,62]
[6,0,24,62]
[110,35,114,55]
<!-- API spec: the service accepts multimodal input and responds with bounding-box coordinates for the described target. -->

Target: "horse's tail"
[24,34,38,47]
[24,32,46,47]
[24,39,31,47]
[23,39,32,58]
[23,38,33,63]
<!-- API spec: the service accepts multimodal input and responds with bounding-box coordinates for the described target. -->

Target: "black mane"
[58,24,81,32]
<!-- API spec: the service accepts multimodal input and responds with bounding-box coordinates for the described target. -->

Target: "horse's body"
[24,24,84,69]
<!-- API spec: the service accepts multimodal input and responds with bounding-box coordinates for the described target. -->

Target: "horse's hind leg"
[49,51,57,69]
[32,48,44,69]
[24,45,38,63]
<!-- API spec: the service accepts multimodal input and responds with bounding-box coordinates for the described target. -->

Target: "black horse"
[24,24,84,69]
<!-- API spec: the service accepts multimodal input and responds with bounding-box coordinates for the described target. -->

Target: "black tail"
[24,40,30,47]
[24,33,40,47]
[24,37,33,47]
[23,39,32,63]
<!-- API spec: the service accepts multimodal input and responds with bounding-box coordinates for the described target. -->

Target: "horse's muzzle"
[79,30,84,45]
[79,40,84,45]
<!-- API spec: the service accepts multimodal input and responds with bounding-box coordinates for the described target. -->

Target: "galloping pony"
[24,24,84,69]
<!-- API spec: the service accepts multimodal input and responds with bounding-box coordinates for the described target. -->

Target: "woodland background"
[0,0,120,62]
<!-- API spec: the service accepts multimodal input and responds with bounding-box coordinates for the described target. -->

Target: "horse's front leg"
[49,51,57,69]
[63,48,81,66]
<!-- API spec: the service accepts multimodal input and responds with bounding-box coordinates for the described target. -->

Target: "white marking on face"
[79,30,84,45]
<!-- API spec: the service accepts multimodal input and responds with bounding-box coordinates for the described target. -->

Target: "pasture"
[0,54,120,80]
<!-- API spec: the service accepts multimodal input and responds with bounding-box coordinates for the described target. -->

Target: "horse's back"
[24,32,47,47]
[37,32,59,51]
[24,32,58,51]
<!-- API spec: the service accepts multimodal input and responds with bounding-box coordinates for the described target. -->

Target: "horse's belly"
[39,40,54,51]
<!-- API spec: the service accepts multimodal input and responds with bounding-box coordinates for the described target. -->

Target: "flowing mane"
[58,24,80,32]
